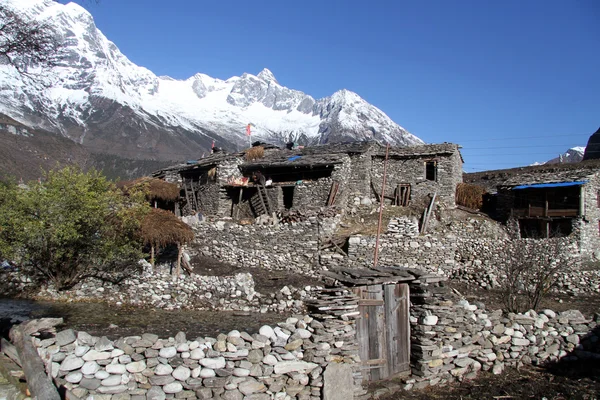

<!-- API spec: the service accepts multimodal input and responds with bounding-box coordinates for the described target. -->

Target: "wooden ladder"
[251,184,272,217]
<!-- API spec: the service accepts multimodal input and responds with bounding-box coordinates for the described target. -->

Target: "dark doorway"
[282,186,295,209]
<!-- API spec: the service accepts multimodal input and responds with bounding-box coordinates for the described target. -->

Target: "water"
[0,298,284,340]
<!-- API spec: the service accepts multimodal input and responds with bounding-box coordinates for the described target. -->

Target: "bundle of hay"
[119,177,179,205]
[245,146,265,161]
[140,208,195,271]
[456,182,487,210]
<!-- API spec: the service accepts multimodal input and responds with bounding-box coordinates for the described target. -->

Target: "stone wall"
[28,290,361,400]
[217,159,245,217]
[320,220,600,295]
[195,216,340,277]
[0,269,313,315]
[406,277,600,390]
[579,174,600,257]
[370,151,462,207]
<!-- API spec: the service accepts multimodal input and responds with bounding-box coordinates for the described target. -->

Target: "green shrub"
[0,166,149,290]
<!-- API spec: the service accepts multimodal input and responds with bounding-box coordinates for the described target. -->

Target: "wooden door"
[352,283,410,382]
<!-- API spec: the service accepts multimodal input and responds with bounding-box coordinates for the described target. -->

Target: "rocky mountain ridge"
[0,0,423,162]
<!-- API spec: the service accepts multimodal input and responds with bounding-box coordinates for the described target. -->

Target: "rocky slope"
[0,0,423,162]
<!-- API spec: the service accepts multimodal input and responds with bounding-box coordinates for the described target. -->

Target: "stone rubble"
[1,271,318,314]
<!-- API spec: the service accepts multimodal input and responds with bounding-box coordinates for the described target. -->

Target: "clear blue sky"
[72,0,599,172]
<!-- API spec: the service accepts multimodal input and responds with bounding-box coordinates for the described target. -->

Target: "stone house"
[466,160,600,257]
[370,143,464,207]
[152,141,464,219]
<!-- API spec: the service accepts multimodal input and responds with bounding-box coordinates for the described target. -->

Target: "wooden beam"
[10,321,62,400]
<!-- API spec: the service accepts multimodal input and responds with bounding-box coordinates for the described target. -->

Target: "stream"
[0,297,284,340]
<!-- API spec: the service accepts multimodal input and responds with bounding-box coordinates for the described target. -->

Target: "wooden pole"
[373,143,390,269]
[150,245,155,266]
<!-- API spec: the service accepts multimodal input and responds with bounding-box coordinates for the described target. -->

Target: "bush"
[500,239,575,313]
[0,166,149,290]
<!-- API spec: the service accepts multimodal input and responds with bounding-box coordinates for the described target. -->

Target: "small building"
[153,141,464,219]
[370,143,464,207]
[466,160,600,257]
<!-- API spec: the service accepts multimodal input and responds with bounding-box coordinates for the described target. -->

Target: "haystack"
[455,182,487,210]
[119,177,179,205]
[140,208,195,274]
[245,146,265,161]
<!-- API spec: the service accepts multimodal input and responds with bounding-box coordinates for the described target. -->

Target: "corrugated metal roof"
[512,181,588,190]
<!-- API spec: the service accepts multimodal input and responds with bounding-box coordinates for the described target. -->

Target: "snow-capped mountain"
[544,147,585,165]
[0,0,423,161]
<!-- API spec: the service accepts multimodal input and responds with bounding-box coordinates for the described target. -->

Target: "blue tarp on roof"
[512,181,588,190]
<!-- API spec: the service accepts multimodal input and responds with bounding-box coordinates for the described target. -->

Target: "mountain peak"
[331,89,362,103]
[0,0,424,161]
[257,68,278,84]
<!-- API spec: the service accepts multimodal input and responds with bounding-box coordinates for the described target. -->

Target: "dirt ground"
[379,364,600,400]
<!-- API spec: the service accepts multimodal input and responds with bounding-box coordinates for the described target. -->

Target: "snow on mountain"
[532,146,585,166]
[545,146,585,165]
[0,0,423,161]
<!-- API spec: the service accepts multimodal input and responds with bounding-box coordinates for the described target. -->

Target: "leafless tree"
[500,239,575,313]
[0,4,63,74]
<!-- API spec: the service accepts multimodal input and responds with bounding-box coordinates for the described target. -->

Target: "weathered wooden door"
[352,283,410,382]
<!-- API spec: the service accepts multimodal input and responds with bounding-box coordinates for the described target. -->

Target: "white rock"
[163,382,183,394]
[101,374,122,387]
[199,368,216,378]
[172,366,191,381]
[65,371,82,383]
[155,364,174,376]
[190,348,205,360]
[176,343,189,352]
[295,329,312,339]
[200,357,226,369]
[191,366,201,378]
[106,364,126,374]
[159,347,177,358]
[126,360,146,373]
[233,368,250,377]
[81,361,100,375]
[82,350,111,362]
[259,325,275,338]
[262,354,278,365]
[60,355,84,371]
[274,361,318,374]
[74,345,90,357]
[95,370,109,380]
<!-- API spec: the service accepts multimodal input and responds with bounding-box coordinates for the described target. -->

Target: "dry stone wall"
[194,216,341,277]
[406,277,600,390]
[27,290,361,400]
[0,270,313,315]
[322,219,600,295]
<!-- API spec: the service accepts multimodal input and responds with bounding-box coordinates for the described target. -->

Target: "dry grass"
[140,208,194,247]
[245,146,265,161]
[455,182,486,210]
[119,177,180,202]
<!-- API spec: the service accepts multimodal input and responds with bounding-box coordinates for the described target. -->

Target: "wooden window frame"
[424,159,438,182]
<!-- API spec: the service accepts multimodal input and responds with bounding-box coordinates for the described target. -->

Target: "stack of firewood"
[278,210,307,224]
